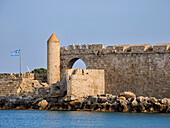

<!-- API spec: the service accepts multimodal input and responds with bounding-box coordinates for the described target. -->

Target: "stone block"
[153,43,170,52]
[66,69,105,100]
[114,45,131,52]
[131,44,152,52]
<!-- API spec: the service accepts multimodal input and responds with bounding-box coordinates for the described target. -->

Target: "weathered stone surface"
[0,92,168,113]
[119,96,126,100]
[59,43,170,99]
[38,100,48,109]
[119,91,136,99]
[47,33,60,85]
[0,73,48,97]
[131,98,138,107]
[136,96,145,103]
[66,69,105,100]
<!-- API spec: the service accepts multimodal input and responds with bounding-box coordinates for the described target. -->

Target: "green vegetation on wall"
[31,68,47,74]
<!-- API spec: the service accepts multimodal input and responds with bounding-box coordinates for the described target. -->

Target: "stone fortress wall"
[66,69,105,100]
[0,73,47,96]
[60,43,170,98]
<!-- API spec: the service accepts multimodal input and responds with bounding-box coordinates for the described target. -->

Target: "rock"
[119,96,126,101]
[38,100,48,109]
[137,103,145,112]
[41,82,50,87]
[86,96,97,103]
[87,101,91,106]
[119,91,136,99]
[161,98,170,105]
[149,107,154,112]
[166,107,170,113]
[110,102,118,111]
[91,103,99,110]
[153,102,161,111]
[120,100,129,112]
[97,96,107,103]
[33,97,43,104]
[160,104,167,112]
[131,98,138,107]
[148,97,157,103]
[136,96,145,103]
[167,99,170,104]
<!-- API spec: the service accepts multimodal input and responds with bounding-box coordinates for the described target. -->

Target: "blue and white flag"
[10,49,20,56]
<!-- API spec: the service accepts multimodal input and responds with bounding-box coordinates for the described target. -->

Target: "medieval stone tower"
[47,33,60,85]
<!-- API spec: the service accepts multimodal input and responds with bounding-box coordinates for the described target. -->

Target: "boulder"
[153,102,161,111]
[119,91,136,99]
[41,82,50,87]
[110,102,118,111]
[136,96,145,103]
[38,100,48,109]
[148,97,157,103]
[119,96,126,101]
[91,103,99,110]
[97,96,107,103]
[131,98,138,107]
[161,98,170,105]
[137,103,145,112]
[120,100,129,112]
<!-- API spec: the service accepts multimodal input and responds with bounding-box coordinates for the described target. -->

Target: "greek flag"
[10,49,20,56]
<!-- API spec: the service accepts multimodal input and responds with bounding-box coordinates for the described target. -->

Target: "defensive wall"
[0,73,47,97]
[66,69,105,100]
[60,43,170,98]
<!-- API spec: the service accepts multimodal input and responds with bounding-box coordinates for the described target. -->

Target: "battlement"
[131,44,152,52]
[0,73,47,82]
[0,73,34,80]
[153,43,170,52]
[60,43,170,55]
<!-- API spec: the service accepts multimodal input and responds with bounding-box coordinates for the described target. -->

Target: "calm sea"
[0,110,170,128]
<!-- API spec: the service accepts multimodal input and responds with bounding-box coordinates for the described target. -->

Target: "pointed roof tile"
[48,33,60,42]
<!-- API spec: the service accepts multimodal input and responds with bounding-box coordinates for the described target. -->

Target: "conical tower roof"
[48,33,60,42]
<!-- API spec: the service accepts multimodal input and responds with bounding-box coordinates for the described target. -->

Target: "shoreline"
[0,92,169,113]
[0,108,170,114]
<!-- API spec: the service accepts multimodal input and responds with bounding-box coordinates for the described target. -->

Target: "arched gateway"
[47,33,170,98]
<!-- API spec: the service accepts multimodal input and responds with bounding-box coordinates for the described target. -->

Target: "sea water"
[0,110,170,128]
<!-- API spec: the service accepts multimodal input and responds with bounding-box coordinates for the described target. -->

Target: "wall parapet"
[60,43,170,55]
[0,73,34,80]
[0,73,47,82]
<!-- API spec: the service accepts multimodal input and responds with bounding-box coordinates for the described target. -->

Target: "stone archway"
[60,56,89,79]
[67,58,87,69]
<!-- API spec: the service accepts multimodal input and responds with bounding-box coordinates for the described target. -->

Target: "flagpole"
[20,49,21,76]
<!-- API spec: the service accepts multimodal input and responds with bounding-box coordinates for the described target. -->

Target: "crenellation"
[61,46,68,50]
[114,45,131,53]
[60,43,170,56]
[88,44,92,50]
[153,43,170,52]
[81,44,87,50]
[0,73,34,80]
[91,44,105,50]
[69,44,75,50]
[131,44,152,52]
[102,46,115,54]
[60,47,68,53]
[106,46,115,50]
[75,44,80,50]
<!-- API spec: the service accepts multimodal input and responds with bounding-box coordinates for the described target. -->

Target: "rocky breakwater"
[57,92,170,113]
[0,91,169,113]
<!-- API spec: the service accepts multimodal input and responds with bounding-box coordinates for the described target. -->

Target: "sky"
[0,0,170,73]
